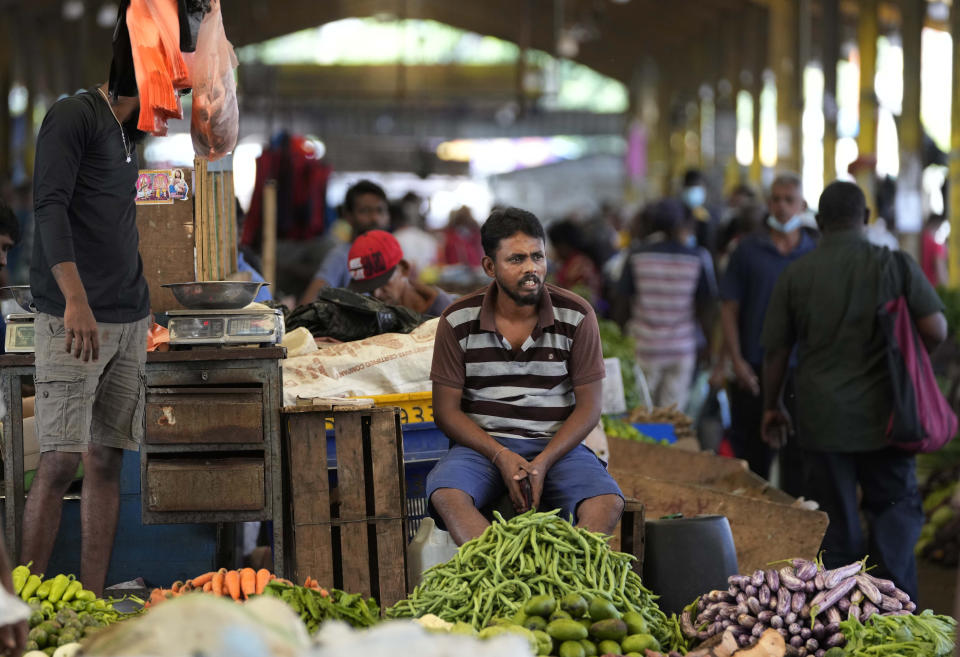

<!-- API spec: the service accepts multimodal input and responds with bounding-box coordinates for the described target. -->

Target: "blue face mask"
[682,186,706,209]
[685,234,697,248]
[767,214,804,233]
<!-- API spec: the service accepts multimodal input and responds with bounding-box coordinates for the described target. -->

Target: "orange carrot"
[203,580,213,592]
[304,577,313,588]
[212,568,226,597]
[225,569,241,601]
[171,581,182,594]
[240,567,256,599]
[190,572,216,588]
[255,569,271,595]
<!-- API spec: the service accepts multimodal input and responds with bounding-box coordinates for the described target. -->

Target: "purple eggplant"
[729,574,750,588]
[737,603,750,616]
[849,588,863,605]
[766,569,781,592]
[790,634,804,647]
[837,598,851,613]
[884,610,912,616]
[813,572,825,590]
[757,610,774,624]
[800,627,812,640]
[825,633,846,648]
[847,605,861,622]
[752,623,766,638]
[797,648,808,657]
[904,601,917,612]
[747,597,762,615]
[737,591,747,604]
[728,584,740,598]
[781,567,806,591]
[792,592,805,613]
[815,650,826,657]
[727,624,747,636]
[880,594,903,612]
[806,580,817,593]
[865,573,896,594]
[759,585,771,608]
[806,638,819,652]
[854,574,882,605]
[788,623,803,635]
[778,627,790,639]
[826,607,842,625]
[824,622,840,635]
[794,560,818,581]
[809,576,858,617]
[712,621,724,635]
[800,604,811,619]
[738,634,752,648]
[745,584,758,597]
[752,569,765,587]
[893,588,911,604]
[680,610,697,637]
[771,615,784,629]
[738,614,757,629]
[785,647,801,657]
[823,562,862,589]
[777,588,792,615]
[812,621,825,640]
[862,600,878,620]
[785,612,798,624]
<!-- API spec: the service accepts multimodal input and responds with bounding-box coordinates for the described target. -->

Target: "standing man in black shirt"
[23,82,150,595]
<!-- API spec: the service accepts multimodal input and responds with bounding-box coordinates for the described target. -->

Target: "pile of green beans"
[387,510,683,650]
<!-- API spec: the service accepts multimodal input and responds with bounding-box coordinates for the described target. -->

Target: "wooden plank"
[286,413,334,587]
[225,171,237,275]
[136,199,195,313]
[368,409,406,603]
[145,458,265,511]
[334,412,370,595]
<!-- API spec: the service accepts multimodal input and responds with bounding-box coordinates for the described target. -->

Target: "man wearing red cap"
[348,230,454,316]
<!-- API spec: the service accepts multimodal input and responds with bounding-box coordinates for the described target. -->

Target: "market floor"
[917,561,957,615]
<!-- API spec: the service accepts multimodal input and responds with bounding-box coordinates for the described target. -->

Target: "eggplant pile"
[680,559,918,657]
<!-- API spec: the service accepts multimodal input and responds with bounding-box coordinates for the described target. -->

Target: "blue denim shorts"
[426,436,622,527]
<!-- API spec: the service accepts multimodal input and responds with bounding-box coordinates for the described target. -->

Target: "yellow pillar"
[856,0,879,220]
[770,0,801,173]
[749,5,768,185]
[899,0,924,235]
[949,1,960,285]
[822,0,840,183]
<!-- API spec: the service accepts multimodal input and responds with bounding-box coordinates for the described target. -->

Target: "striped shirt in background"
[618,238,718,361]
[431,283,605,441]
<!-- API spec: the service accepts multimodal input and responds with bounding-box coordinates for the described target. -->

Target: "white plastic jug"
[406,517,458,587]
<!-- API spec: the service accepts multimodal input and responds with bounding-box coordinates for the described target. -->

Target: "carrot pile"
[145,568,292,607]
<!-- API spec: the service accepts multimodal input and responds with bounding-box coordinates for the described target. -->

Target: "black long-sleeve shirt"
[30,88,150,323]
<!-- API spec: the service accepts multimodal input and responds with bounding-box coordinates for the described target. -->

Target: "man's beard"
[498,273,542,306]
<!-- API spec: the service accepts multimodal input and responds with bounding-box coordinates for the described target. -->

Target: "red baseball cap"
[348,230,404,292]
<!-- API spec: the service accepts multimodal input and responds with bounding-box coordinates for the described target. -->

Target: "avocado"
[590,618,628,642]
[622,610,648,635]
[621,633,660,654]
[524,594,557,618]
[546,618,589,642]
[524,615,548,632]
[579,638,598,656]
[588,597,620,622]
[597,639,622,655]
[559,640,587,657]
[561,593,589,618]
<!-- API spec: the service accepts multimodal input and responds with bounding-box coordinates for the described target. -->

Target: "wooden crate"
[284,406,407,607]
[145,457,265,512]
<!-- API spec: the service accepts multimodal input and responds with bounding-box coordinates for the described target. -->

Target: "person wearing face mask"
[679,169,719,256]
[615,199,718,410]
[717,173,816,493]
[347,230,454,317]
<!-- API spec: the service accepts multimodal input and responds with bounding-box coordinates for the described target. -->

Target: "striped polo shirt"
[430,282,605,441]
[619,238,717,361]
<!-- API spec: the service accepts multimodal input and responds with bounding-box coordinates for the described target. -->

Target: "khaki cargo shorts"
[34,312,150,453]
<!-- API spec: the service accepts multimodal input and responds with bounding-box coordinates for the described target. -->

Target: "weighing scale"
[4,313,35,353]
[165,308,285,347]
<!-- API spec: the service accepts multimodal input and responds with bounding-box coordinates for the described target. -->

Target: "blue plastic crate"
[632,422,677,444]
[324,421,449,468]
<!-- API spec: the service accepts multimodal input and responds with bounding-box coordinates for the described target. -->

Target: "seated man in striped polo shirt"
[426,207,624,545]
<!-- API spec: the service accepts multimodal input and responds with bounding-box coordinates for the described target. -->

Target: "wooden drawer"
[145,388,263,444]
[145,458,265,512]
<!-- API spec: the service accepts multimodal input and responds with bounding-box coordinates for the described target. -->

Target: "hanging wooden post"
[262,180,278,291]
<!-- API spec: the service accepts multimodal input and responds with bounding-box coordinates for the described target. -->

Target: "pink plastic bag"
[190,0,238,161]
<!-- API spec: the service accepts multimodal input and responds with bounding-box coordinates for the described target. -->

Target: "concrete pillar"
[646,57,671,199]
[822,0,840,184]
[750,5,768,185]
[856,0,879,219]
[898,0,925,234]
[949,0,960,285]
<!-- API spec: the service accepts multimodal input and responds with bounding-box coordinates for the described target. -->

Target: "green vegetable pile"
[836,609,956,656]
[261,580,379,632]
[598,320,640,409]
[602,416,666,445]
[13,564,140,655]
[386,510,685,652]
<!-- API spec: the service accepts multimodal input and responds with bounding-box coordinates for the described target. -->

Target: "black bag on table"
[284,288,428,342]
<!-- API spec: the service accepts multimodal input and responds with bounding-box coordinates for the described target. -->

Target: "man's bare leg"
[430,488,489,546]
[21,451,82,574]
[80,445,123,596]
[576,494,624,535]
